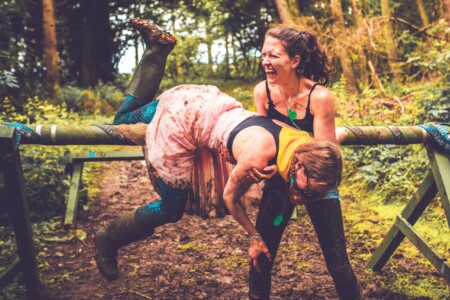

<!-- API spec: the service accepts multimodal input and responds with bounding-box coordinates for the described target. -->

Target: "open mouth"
[265,70,277,78]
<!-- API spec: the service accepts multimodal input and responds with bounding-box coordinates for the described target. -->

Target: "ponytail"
[266,26,335,85]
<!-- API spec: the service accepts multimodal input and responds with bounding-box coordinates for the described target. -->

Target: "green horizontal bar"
[71,151,144,161]
[0,124,436,146]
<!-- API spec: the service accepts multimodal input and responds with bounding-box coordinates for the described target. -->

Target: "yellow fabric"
[277,128,312,181]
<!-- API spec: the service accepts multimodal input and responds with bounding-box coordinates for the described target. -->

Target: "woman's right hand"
[247,165,278,183]
[248,237,271,273]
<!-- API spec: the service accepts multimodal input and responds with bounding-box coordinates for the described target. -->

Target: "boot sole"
[94,231,119,281]
[130,18,177,46]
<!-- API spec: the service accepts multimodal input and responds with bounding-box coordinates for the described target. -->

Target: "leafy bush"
[405,38,450,123]
[0,96,113,220]
[55,82,125,116]
[0,97,75,219]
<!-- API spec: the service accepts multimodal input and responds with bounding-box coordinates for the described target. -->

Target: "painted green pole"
[4,124,431,146]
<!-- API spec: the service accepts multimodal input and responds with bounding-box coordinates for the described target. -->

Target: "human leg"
[306,196,361,300]
[95,179,188,281]
[249,175,294,299]
[114,19,176,125]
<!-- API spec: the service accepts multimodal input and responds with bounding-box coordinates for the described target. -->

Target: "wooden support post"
[368,148,450,284]
[367,171,437,271]
[427,147,450,227]
[0,259,20,290]
[0,126,41,299]
[64,162,84,225]
[395,215,450,282]
[64,151,145,225]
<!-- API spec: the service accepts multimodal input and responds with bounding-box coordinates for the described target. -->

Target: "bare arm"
[223,131,275,270]
[248,82,278,182]
[311,87,337,143]
[253,82,269,116]
[223,162,258,235]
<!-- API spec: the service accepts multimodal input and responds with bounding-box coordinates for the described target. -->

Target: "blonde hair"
[289,141,343,191]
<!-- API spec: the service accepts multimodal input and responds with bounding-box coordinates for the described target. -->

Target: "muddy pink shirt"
[145,84,257,188]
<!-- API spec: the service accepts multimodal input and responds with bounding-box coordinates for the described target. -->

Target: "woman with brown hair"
[248,25,361,299]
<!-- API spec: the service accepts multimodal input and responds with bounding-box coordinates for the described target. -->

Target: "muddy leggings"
[248,175,361,300]
[135,179,189,230]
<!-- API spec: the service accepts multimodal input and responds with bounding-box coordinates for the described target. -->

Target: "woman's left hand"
[247,165,278,183]
[248,238,271,273]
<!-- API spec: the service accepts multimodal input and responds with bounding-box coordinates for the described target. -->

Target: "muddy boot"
[126,18,177,102]
[94,209,153,281]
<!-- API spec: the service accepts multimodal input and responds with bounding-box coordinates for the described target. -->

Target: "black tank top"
[227,116,281,165]
[265,80,317,135]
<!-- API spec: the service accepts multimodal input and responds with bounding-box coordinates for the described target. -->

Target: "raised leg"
[114,19,176,125]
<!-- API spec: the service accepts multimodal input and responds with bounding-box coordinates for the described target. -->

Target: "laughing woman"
[248,25,361,300]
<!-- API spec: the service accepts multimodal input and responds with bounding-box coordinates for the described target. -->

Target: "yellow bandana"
[277,128,312,181]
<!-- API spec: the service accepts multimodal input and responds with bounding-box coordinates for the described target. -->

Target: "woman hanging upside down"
[94,19,343,286]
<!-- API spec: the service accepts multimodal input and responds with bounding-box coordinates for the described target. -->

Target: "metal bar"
[0,126,41,299]
[367,172,437,271]
[395,215,450,283]
[427,147,450,227]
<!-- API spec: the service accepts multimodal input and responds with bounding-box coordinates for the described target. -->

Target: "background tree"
[330,0,359,93]
[381,0,401,78]
[42,0,59,100]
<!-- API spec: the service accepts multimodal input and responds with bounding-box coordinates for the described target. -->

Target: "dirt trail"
[34,160,444,299]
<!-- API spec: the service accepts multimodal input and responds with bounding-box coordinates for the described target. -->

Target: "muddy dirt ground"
[6,160,448,299]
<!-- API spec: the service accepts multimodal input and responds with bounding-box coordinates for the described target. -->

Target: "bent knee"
[164,210,184,223]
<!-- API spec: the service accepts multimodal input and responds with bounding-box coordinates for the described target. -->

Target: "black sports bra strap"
[306,83,320,111]
[265,80,274,108]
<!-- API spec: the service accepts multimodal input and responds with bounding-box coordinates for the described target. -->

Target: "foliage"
[0,98,72,218]
[1,1,450,297]
[404,34,450,123]
[55,82,125,115]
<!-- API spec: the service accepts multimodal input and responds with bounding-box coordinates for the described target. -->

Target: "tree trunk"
[351,0,362,28]
[274,0,296,25]
[351,0,369,87]
[331,0,359,94]
[134,37,139,69]
[416,0,430,26]
[81,0,114,88]
[381,0,401,78]
[444,0,450,23]
[224,35,230,78]
[42,0,59,100]
[206,27,214,76]
[171,18,182,79]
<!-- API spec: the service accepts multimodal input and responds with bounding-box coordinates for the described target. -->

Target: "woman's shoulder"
[309,83,332,103]
[254,80,268,101]
[254,80,267,94]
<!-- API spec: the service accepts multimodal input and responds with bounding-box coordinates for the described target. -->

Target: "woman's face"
[291,165,330,204]
[261,36,299,84]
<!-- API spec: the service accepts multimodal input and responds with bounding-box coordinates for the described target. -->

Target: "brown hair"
[289,141,343,192]
[266,25,335,85]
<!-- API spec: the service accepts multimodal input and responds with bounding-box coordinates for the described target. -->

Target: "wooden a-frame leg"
[367,171,437,271]
[427,147,450,227]
[0,126,41,299]
[64,161,84,225]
